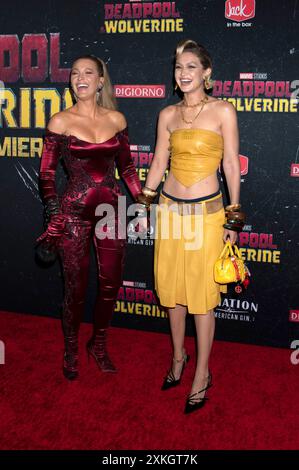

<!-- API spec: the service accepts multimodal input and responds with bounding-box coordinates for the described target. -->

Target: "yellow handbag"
[214,240,248,285]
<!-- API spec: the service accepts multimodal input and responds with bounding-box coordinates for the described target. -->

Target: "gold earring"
[204,76,213,90]
[174,83,178,91]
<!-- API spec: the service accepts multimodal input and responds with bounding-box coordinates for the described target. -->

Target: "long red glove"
[115,128,142,201]
[36,131,65,263]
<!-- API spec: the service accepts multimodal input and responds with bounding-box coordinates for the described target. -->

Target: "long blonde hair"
[72,55,117,110]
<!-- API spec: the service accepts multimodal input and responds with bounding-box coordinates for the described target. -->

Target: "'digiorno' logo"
[100,1,184,34]
[115,84,165,98]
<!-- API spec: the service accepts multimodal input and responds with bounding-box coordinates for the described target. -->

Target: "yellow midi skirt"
[154,191,227,314]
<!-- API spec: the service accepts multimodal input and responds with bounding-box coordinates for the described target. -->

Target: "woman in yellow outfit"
[141,39,241,414]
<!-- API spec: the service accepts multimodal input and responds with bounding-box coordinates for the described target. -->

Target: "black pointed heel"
[184,372,212,414]
[161,352,190,391]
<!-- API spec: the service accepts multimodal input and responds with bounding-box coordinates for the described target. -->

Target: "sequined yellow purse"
[214,241,248,285]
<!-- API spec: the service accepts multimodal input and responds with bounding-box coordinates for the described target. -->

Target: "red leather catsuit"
[39,127,141,337]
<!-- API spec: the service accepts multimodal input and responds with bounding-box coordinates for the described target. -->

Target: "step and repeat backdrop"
[0,0,298,348]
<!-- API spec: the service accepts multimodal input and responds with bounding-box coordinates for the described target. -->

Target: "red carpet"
[0,311,298,450]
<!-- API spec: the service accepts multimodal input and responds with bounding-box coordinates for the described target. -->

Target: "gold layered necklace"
[180,96,209,125]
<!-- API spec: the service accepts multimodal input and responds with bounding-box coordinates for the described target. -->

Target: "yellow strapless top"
[169,128,224,187]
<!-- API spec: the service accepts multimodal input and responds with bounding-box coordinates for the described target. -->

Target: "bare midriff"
[163,171,219,199]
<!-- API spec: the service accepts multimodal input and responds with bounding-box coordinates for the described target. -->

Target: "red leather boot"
[86,329,117,373]
[63,335,78,380]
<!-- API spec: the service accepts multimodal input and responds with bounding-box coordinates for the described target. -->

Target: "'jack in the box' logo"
[225,0,255,22]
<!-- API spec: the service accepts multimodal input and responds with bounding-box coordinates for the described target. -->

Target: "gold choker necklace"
[183,96,208,108]
[180,96,209,125]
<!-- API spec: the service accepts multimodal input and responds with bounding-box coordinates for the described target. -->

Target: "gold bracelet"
[142,186,158,197]
[225,203,241,211]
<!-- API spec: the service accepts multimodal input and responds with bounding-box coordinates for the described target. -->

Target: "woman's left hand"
[223,228,238,245]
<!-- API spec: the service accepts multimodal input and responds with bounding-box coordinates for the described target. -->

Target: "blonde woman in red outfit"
[37,55,143,380]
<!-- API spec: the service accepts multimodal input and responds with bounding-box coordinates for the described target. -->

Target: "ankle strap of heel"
[172,352,187,363]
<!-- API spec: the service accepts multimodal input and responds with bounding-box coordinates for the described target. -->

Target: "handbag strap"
[219,240,235,259]
[232,244,243,259]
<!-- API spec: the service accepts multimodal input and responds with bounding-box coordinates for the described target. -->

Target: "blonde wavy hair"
[72,55,117,110]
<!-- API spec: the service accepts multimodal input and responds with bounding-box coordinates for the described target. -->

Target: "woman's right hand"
[36,214,65,263]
